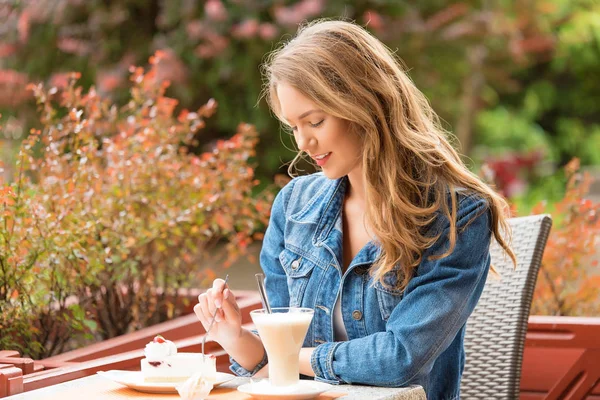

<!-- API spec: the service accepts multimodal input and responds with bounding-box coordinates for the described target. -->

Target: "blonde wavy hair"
[261,19,516,291]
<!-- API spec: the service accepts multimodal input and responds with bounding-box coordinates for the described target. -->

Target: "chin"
[321,168,345,180]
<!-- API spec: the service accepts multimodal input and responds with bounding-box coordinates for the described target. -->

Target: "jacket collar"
[289,175,381,267]
[289,175,348,246]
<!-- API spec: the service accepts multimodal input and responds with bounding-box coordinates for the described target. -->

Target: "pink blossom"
[363,10,384,33]
[274,0,323,27]
[187,20,206,40]
[18,10,30,43]
[0,69,28,87]
[505,179,527,198]
[0,43,16,58]
[259,23,278,40]
[49,72,70,89]
[196,44,216,59]
[195,34,229,59]
[154,48,189,84]
[274,6,298,27]
[204,0,228,22]
[297,0,323,16]
[97,70,123,93]
[232,19,259,39]
[57,37,90,56]
[209,33,229,52]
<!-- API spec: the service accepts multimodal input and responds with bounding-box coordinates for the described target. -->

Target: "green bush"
[2,1,599,183]
[0,53,272,358]
[530,159,600,316]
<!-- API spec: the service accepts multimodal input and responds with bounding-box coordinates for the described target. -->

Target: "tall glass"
[250,307,314,387]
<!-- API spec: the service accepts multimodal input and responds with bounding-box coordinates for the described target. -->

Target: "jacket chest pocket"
[373,270,405,321]
[279,248,316,308]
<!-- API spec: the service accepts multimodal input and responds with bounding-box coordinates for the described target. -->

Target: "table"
[6,374,426,400]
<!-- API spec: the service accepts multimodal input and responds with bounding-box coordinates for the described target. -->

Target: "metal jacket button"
[352,310,363,320]
[291,259,300,270]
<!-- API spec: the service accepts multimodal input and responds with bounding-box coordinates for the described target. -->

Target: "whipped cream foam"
[144,339,177,361]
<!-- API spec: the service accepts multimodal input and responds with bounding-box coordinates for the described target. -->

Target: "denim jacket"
[230,173,492,400]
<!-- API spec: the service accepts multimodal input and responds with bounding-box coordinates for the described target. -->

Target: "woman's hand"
[195,278,267,372]
[194,278,242,346]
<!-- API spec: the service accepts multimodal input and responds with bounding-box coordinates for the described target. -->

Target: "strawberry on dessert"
[144,335,178,362]
[140,335,217,383]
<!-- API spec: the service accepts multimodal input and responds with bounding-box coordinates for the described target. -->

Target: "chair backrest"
[461,214,552,399]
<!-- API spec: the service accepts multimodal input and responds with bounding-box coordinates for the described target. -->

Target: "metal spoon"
[202,274,229,361]
[255,273,272,314]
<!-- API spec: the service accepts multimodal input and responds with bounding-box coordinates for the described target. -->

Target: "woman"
[194,19,515,399]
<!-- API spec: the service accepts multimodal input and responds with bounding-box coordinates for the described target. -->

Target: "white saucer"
[97,370,235,394]
[237,379,333,400]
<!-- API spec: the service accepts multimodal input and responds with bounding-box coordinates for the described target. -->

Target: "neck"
[346,166,366,207]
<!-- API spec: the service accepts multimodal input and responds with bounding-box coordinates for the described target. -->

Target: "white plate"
[237,380,333,400]
[97,370,236,394]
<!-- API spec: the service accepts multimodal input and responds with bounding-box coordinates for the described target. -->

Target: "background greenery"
[0,1,599,357]
[0,61,273,358]
[1,1,600,198]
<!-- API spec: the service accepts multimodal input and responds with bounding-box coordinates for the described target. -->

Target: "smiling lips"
[313,152,332,166]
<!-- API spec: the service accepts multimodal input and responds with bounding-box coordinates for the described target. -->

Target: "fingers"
[211,278,228,308]
[215,308,225,323]
[205,278,228,313]
[196,279,234,326]
[221,288,240,321]
[205,288,218,317]
[194,294,210,330]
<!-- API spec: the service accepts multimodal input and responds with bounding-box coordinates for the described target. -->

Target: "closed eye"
[288,119,324,132]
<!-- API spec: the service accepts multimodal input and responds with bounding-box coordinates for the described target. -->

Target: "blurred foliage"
[0,53,272,358]
[0,0,598,338]
[482,157,600,317]
[471,1,600,161]
[530,159,600,316]
[0,180,86,358]
[1,0,599,183]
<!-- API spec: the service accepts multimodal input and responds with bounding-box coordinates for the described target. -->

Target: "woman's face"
[276,83,362,180]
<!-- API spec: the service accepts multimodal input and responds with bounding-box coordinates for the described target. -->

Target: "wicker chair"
[461,214,552,399]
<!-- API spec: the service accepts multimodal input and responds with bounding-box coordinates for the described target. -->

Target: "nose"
[294,128,315,153]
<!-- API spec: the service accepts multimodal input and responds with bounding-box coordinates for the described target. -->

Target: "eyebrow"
[284,109,321,124]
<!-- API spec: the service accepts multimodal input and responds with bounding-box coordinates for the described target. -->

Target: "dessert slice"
[140,335,217,383]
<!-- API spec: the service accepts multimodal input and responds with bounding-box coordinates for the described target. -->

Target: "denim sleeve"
[311,196,492,386]
[229,181,293,376]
